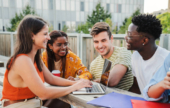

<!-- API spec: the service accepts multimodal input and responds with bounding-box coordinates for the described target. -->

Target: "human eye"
[44,32,48,35]
[64,42,69,46]
[93,41,98,43]
[56,43,62,47]
[102,39,106,42]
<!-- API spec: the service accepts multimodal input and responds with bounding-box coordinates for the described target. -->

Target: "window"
[130,0,133,4]
[3,0,9,7]
[106,0,110,3]
[101,3,106,10]
[76,12,80,21]
[76,22,80,27]
[71,21,76,30]
[0,19,2,31]
[85,2,88,12]
[43,0,48,9]
[134,0,137,5]
[117,4,122,13]
[80,12,84,21]
[106,4,110,12]
[76,1,80,11]
[0,8,1,18]
[36,0,42,9]
[4,19,10,27]
[118,13,121,23]
[36,9,42,16]
[62,21,66,29]
[80,2,84,11]
[122,0,126,4]
[71,1,75,11]
[125,5,129,13]
[118,0,122,4]
[122,4,125,13]
[114,13,118,23]
[50,21,54,28]
[66,0,70,10]
[110,4,114,12]
[56,0,60,10]
[89,2,93,12]
[16,0,22,8]
[125,0,129,4]
[66,21,71,28]
[3,7,9,19]
[61,0,65,10]
[30,0,35,8]
[43,10,49,20]
[23,0,29,7]
[10,8,16,19]
[48,11,53,20]
[49,0,53,10]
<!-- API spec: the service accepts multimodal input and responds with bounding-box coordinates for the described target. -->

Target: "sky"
[144,0,168,13]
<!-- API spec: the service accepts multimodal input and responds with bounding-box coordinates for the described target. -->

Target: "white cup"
[52,70,60,77]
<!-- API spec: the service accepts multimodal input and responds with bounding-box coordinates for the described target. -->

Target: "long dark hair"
[7,15,48,71]
[47,30,68,78]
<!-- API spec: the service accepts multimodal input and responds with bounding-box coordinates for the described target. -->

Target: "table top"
[46,83,142,108]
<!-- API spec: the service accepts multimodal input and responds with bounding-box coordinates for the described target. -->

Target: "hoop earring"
[32,40,35,44]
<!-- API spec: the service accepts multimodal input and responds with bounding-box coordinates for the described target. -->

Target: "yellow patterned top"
[41,50,93,80]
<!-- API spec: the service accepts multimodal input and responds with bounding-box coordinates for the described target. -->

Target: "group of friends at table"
[0,14,170,108]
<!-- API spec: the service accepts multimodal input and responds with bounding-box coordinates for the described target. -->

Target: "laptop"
[72,59,112,95]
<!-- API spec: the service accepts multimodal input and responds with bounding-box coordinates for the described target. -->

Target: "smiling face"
[125,23,145,51]
[93,31,113,57]
[48,36,68,59]
[32,25,50,49]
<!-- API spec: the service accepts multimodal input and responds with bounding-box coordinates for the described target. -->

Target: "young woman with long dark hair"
[1,15,92,108]
[41,30,93,80]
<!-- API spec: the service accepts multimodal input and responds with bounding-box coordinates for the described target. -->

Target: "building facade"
[0,0,144,32]
[151,0,170,16]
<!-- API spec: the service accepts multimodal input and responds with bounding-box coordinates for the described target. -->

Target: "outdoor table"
[45,82,142,108]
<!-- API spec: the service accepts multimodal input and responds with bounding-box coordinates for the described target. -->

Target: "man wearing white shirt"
[125,14,169,95]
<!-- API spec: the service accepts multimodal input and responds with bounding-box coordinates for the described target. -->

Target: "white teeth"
[99,49,104,52]
[60,51,66,53]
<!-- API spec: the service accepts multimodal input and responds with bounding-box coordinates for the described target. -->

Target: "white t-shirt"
[131,46,169,94]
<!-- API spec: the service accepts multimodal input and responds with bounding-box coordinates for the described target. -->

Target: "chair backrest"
[159,34,170,50]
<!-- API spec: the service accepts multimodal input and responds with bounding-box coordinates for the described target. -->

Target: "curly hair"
[132,14,162,40]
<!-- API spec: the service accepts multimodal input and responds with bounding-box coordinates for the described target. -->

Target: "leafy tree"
[62,25,69,33]
[118,8,141,34]
[157,12,170,34]
[7,5,37,32]
[49,25,54,32]
[76,23,90,34]
[87,2,111,26]
[76,2,112,34]
[105,18,113,31]
[132,8,141,17]
[112,26,118,34]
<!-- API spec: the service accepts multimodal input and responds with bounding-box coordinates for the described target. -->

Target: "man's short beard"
[102,47,111,57]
